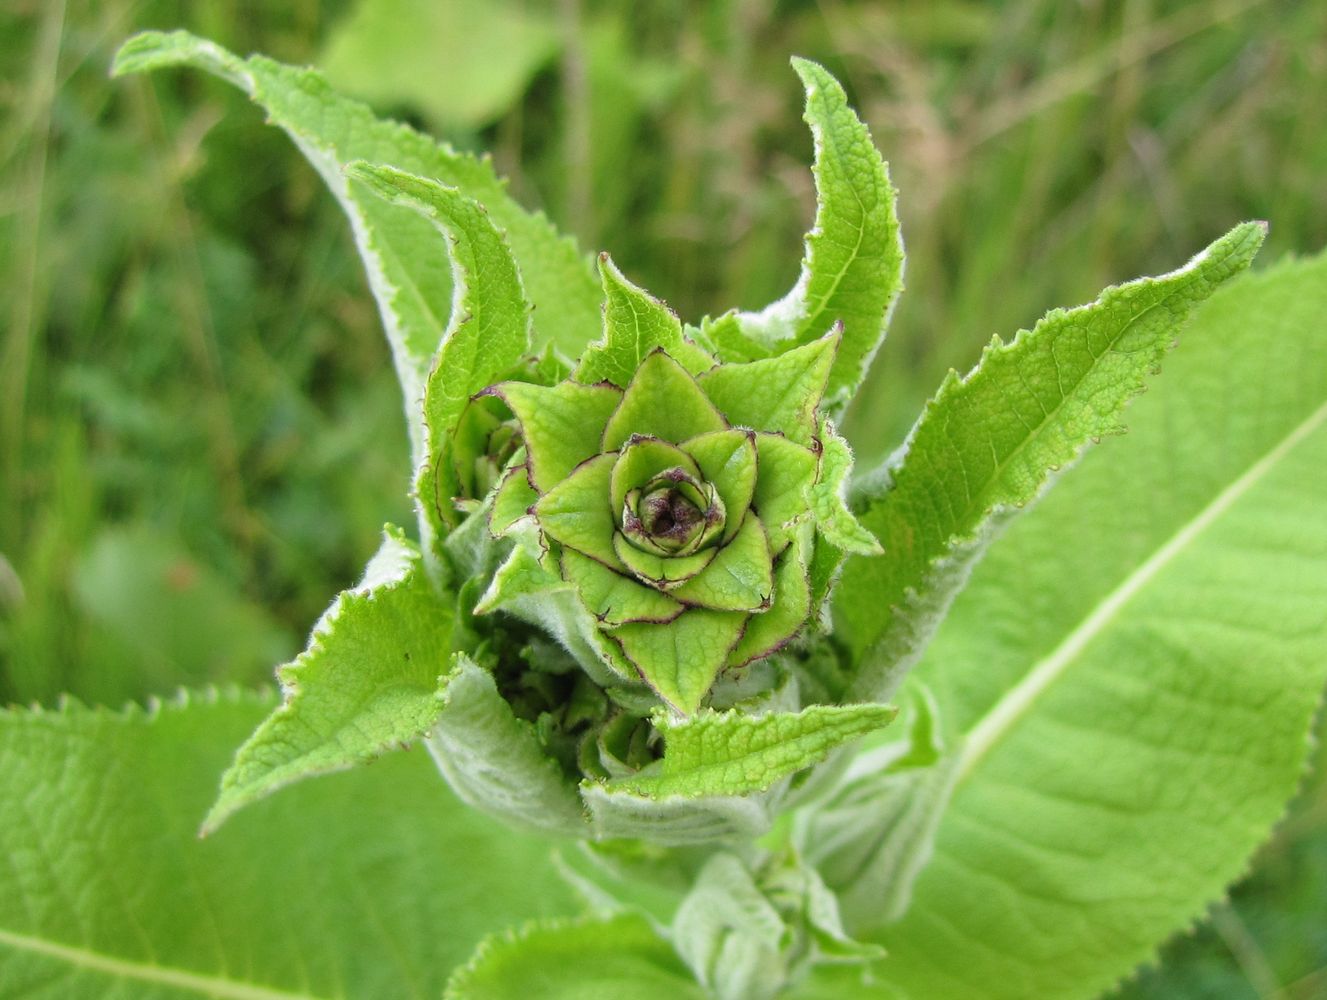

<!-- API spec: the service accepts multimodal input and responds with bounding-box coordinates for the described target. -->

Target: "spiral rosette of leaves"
[484,285,862,714]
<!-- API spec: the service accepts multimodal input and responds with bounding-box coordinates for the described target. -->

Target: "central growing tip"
[621,465,725,557]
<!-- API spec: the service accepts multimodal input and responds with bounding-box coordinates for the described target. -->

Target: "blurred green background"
[1,0,1324,996]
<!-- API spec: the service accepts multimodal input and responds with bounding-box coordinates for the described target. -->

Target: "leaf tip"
[110,30,248,89]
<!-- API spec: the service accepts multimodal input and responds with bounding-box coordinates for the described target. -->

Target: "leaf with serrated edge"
[426,653,586,836]
[349,163,531,442]
[113,30,601,463]
[840,222,1265,701]
[726,59,903,406]
[869,250,1327,998]
[348,163,532,542]
[444,914,708,1000]
[0,691,577,998]
[602,350,728,451]
[610,703,896,798]
[491,380,622,491]
[613,608,747,713]
[698,328,838,445]
[806,419,882,555]
[576,254,714,386]
[203,529,453,832]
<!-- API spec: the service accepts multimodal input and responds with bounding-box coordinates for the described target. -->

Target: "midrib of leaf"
[0,927,326,1000]
[801,122,869,329]
[956,394,1327,783]
[936,275,1209,529]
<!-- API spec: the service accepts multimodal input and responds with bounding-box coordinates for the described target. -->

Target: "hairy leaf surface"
[871,250,1327,998]
[726,58,903,406]
[348,162,533,543]
[576,255,713,386]
[839,222,1265,699]
[113,30,600,462]
[204,530,453,832]
[609,703,896,798]
[0,692,575,998]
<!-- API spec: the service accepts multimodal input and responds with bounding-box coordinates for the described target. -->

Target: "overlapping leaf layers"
[114,33,1265,861]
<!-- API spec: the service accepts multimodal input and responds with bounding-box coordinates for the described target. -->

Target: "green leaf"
[581,781,775,844]
[602,350,728,451]
[870,250,1327,997]
[491,464,538,535]
[610,703,896,798]
[729,542,812,667]
[681,429,758,544]
[348,162,533,540]
[698,329,838,445]
[752,434,820,552]
[561,548,684,625]
[669,514,775,612]
[797,706,961,931]
[613,534,717,589]
[576,254,715,386]
[671,853,787,1000]
[427,653,587,836]
[839,221,1266,700]
[726,59,903,405]
[475,548,635,689]
[612,608,748,713]
[320,0,559,128]
[493,380,622,491]
[203,530,454,832]
[0,691,577,998]
[533,453,622,569]
[805,420,882,555]
[345,165,531,435]
[474,540,563,616]
[113,30,601,462]
[444,914,708,1000]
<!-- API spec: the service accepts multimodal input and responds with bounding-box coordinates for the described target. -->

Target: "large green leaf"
[838,222,1265,700]
[0,691,577,998]
[113,30,601,463]
[870,252,1327,997]
[723,58,903,406]
[203,530,454,832]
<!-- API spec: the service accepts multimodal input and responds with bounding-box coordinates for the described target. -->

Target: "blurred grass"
[1,0,1324,995]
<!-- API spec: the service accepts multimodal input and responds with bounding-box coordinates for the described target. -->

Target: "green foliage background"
[1,0,1324,995]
